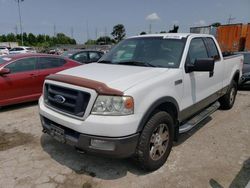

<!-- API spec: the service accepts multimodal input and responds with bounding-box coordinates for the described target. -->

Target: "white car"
[9,46,36,54]
[0,46,9,56]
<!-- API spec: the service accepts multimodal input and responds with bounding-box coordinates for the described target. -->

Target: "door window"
[89,52,101,62]
[6,58,37,73]
[73,52,88,62]
[38,57,66,69]
[187,38,208,65]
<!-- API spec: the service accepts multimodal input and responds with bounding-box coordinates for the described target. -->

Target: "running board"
[179,101,220,134]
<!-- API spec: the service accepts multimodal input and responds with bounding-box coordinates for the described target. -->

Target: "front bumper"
[41,115,140,158]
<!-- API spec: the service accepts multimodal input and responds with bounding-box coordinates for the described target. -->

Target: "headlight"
[91,95,134,115]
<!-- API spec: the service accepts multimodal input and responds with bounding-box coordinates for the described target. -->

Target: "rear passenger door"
[36,57,67,93]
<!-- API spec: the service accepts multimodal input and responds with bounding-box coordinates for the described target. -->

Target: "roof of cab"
[128,33,213,39]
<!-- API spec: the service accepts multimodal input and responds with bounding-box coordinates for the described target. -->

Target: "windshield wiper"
[98,60,112,64]
[116,61,156,67]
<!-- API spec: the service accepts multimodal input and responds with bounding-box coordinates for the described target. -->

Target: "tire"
[219,80,237,110]
[135,111,174,171]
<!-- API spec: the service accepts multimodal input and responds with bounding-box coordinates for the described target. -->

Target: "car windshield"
[98,37,186,68]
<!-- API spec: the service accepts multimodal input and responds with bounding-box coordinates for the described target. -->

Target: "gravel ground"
[0,88,250,188]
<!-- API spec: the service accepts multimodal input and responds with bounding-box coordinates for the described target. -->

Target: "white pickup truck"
[39,33,243,171]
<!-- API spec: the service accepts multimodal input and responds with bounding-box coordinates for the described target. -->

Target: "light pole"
[15,0,24,45]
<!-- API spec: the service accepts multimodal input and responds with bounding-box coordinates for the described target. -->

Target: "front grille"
[44,83,90,117]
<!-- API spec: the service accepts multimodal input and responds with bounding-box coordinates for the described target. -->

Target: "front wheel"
[219,80,237,110]
[135,111,174,171]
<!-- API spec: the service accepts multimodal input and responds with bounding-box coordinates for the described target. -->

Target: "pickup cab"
[39,34,243,171]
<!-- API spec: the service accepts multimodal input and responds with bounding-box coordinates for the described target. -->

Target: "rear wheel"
[135,111,174,171]
[219,80,237,110]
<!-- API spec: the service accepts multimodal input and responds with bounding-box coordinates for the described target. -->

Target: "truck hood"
[58,63,168,92]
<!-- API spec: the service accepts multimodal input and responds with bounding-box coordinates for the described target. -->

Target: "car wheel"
[135,111,174,171]
[219,80,237,110]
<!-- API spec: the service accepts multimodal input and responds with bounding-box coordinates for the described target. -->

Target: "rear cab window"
[204,37,221,61]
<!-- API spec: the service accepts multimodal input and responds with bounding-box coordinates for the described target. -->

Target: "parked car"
[0,54,80,107]
[48,48,64,55]
[235,51,250,85]
[61,50,104,64]
[39,34,243,171]
[0,46,9,56]
[9,46,36,54]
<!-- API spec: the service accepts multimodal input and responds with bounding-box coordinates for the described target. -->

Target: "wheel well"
[155,102,178,123]
[155,102,179,141]
[233,71,240,84]
[137,99,180,141]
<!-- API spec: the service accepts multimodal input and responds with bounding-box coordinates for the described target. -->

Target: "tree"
[211,22,221,27]
[0,32,76,47]
[6,33,16,42]
[168,25,179,33]
[96,36,114,45]
[0,35,7,42]
[85,39,97,45]
[140,31,147,35]
[37,34,45,43]
[111,24,126,42]
[28,33,37,45]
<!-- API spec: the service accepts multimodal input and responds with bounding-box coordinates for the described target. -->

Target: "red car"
[0,53,80,107]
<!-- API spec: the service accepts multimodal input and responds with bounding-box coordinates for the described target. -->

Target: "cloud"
[194,20,207,26]
[145,13,160,21]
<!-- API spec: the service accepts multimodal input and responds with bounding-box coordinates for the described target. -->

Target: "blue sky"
[0,0,249,43]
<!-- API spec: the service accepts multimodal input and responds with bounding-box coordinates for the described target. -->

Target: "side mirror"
[0,68,10,76]
[186,58,215,73]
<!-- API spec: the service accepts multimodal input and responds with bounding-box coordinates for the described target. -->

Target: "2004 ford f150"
[39,33,243,171]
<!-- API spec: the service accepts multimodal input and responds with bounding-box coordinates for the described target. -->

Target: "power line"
[15,0,24,45]
[86,21,89,40]
[71,27,74,39]
[227,14,236,24]
[53,24,57,37]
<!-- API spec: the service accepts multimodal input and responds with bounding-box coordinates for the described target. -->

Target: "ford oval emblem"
[54,95,66,104]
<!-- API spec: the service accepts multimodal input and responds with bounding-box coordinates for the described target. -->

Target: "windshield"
[99,37,186,68]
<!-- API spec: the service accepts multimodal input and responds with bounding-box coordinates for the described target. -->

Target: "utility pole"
[104,27,107,44]
[95,28,98,40]
[71,27,74,39]
[149,23,152,34]
[53,24,57,37]
[14,25,18,35]
[86,21,89,41]
[15,0,24,45]
[227,14,236,24]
